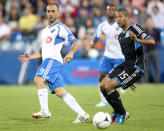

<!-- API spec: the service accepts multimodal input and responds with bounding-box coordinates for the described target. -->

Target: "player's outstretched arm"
[64,41,78,64]
[129,31,155,45]
[18,50,41,62]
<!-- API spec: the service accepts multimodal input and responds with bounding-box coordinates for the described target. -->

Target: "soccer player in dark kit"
[99,8,155,124]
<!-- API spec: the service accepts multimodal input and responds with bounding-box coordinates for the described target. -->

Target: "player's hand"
[129,31,138,42]
[64,52,73,64]
[18,54,30,62]
[130,84,136,92]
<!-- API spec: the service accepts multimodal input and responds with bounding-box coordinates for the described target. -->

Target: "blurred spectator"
[91,0,106,12]
[131,0,145,9]
[78,18,95,58]
[92,8,106,28]
[0,11,11,49]
[0,2,5,16]
[6,7,19,33]
[81,0,92,14]
[151,5,164,30]
[143,16,160,83]
[36,0,46,17]
[20,0,28,12]
[78,18,95,39]
[5,0,20,15]
[147,0,164,15]
[122,0,131,8]
[79,36,91,58]
[126,6,136,24]
[62,0,79,19]
[18,2,38,41]
[136,6,149,29]
[75,8,88,27]
[61,0,80,6]
[113,0,124,9]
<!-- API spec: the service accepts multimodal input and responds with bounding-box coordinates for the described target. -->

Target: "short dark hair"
[117,8,129,16]
[47,3,59,10]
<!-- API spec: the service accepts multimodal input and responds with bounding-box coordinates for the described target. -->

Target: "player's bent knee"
[55,87,67,98]
[105,79,118,92]
[34,76,45,85]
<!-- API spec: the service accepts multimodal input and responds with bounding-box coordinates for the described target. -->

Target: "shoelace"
[78,116,85,121]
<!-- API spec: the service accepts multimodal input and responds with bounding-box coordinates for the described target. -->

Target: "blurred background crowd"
[0,0,164,83]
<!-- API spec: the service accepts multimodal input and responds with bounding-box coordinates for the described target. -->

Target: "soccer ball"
[93,112,111,129]
[88,48,99,58]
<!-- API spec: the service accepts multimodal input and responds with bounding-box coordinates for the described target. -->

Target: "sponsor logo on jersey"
[46,37,52,43]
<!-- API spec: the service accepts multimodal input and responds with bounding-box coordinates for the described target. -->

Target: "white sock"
[38,88,49,112]
[62,92,86,115]
[98,85,108,103]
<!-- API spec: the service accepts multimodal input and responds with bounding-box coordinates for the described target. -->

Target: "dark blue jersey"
[118,24,149,69]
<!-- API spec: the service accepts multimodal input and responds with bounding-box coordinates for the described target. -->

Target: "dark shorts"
[107,65,144,90]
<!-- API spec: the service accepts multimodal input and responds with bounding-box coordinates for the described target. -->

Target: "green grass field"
[0,84,164,131]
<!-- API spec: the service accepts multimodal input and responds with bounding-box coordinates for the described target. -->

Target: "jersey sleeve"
[59,25,77,45]
[131,24,150,39]
[93,23,103,40]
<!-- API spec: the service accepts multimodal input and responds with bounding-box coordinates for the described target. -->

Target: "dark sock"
[101,89,126,115]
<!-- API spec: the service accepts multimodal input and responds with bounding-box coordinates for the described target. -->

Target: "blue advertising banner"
[62,59,100,85]
[0,49,164,85]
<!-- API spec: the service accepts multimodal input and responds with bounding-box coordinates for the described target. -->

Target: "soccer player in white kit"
[18,3,89,123]
[92,4,124,107]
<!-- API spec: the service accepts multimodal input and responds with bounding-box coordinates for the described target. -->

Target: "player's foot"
[113,112,130,124]
[95,102,109,107]
[120,88,126,94]
[32,111,51,119]
[111,112,119,123]
[72,113,89,124]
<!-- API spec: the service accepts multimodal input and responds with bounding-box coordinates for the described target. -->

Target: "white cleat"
[32,111,51,119]
[72,113,89,124]
[125,112,130,120]
[95,102,109,107]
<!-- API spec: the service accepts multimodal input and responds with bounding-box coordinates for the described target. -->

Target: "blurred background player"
[18,3,89,124]
[100,8,155,124]
[92,4,124,107]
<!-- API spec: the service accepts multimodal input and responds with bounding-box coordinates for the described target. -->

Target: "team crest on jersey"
[70,36,75,40]
[46,37,52,43]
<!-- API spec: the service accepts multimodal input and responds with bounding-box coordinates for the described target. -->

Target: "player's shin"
[38,88,49,112]
[62,92,86,115]
[101,89,126,115]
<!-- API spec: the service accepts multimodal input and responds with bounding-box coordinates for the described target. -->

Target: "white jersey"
[94,20,124,59]
[40,22,77,63]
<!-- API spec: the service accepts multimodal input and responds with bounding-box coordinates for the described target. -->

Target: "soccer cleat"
[125,112,130,120]
[111,112,119,123]
[72,113,89,124]
[95,102,109,107]
[113,112,130,124]
[32,111,51,119]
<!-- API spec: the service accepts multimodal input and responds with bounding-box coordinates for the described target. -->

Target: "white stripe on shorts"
[43,59,54,79]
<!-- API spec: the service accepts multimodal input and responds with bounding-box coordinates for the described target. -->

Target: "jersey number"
[118,71,129,80]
